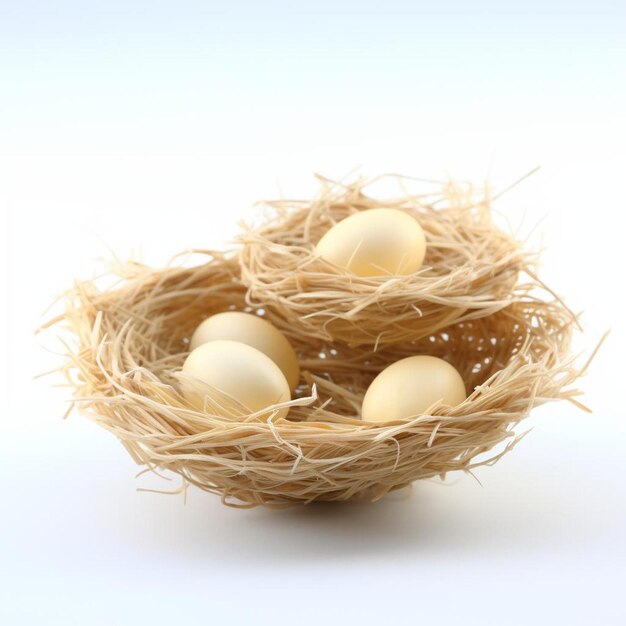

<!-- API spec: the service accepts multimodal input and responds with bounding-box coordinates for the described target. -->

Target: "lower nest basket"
[52,252,588,507]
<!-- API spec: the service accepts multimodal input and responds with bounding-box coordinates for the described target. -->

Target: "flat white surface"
[2,3,626,625]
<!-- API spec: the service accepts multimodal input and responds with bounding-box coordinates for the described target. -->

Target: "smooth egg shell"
[314,208,426,277]
[361,355,466,424]
[182,340,291,420]
[190,311,300,390]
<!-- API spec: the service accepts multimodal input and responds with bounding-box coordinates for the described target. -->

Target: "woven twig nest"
[49,250,589,507]
[240,176,536,348]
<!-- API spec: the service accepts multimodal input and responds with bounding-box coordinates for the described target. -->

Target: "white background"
[1,2,625,625]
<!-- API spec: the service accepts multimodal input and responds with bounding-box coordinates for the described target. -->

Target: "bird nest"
[47,247,591,507]
[239,175,537,348]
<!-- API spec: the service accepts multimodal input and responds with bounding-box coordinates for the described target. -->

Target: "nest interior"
[51,251,586,507]
[239,176,536,348]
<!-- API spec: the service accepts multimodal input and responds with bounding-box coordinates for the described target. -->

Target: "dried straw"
[239,175,537,348]
[45,244,591,507]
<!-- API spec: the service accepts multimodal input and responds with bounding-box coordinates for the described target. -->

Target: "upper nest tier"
[239,176,536,348]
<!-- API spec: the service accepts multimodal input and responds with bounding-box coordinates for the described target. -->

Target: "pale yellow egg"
[361,355,466,424]
[182,340,291,419]
[190,311,300,390]
[314,208,426,277]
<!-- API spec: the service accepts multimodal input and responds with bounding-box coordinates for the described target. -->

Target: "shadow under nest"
[52,252,587,507]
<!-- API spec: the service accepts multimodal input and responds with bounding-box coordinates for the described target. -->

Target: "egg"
[190,311,300,390]
[314,208,426,277]
[361,355,466,423]
[182,340,291,419]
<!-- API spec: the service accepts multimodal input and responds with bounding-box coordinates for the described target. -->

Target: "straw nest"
[48,240,592,507]
[239,175,537,348]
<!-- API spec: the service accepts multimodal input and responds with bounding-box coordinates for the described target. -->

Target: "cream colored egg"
[314,208,426,277]
[361,355,466,424]
[190,311,300,390]
[182,340,291,419]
